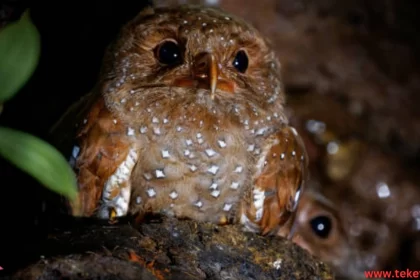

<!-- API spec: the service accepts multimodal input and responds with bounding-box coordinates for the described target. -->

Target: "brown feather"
[70,97,131,216]
[249,126,309,236]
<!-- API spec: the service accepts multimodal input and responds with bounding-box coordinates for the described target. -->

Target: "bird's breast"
[127,115,257,224]
[103,95,284,223]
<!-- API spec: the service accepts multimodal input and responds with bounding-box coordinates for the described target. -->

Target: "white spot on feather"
[71,145,80,159]
[155,169,165,178]
[153,127,161,135]
[223,203,232,211]
[256,127,267,136]
[234,166,243,173]
[247,144,255,152]
[208,165,219,175]
[255,138,279,178]
[99,148,138,219]
[189,164,198,172]
[195,200,203,208]
[127,127,135,136]
[147,188,156,197]
[230,182,239,189]
[217,139,227,148]
[169,191,178,199]
[211,190,220,198]
[140,126,147,134]
[253,189,265,222]
[161,149,170,158]
[143,172,152,180]
[205,149,217,157]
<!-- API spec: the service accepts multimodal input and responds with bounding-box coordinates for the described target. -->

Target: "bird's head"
[100,5,285,120]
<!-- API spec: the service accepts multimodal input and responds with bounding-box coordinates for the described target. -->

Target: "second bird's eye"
[310,215,332,239]
[232,50,249,73]
[155,40,182,65]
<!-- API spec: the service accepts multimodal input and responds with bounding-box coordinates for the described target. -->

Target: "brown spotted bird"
[286,95,420,277]
[292,151,420,278]
[51,4,308,236]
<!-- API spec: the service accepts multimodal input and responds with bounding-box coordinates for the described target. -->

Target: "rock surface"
[4,217,333,280]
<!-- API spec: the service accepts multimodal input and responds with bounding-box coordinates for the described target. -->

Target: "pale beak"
[173,52,235,96]
[193,52,219,100]
[208,54,218,100]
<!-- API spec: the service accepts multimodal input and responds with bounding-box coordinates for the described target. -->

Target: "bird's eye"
[309,215,332,239]
[154,40,182,65]
[232,50,249,73]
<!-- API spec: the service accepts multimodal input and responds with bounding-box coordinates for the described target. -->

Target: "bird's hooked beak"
[194,52,219,100]
[173,52,235,99]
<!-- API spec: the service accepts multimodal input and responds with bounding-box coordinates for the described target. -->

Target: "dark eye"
[155,40,182,65]
[309,215,332,239]
[232,50,249,73]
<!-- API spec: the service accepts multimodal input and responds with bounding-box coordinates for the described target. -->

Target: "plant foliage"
[0,10,78,201]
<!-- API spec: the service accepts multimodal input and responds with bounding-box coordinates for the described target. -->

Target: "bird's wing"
[242,125,309,236]
[50,93,135,218]
[49,90,99,155]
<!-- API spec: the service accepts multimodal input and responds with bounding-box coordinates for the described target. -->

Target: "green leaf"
[0,126,77,200]
[0,10,40,102]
